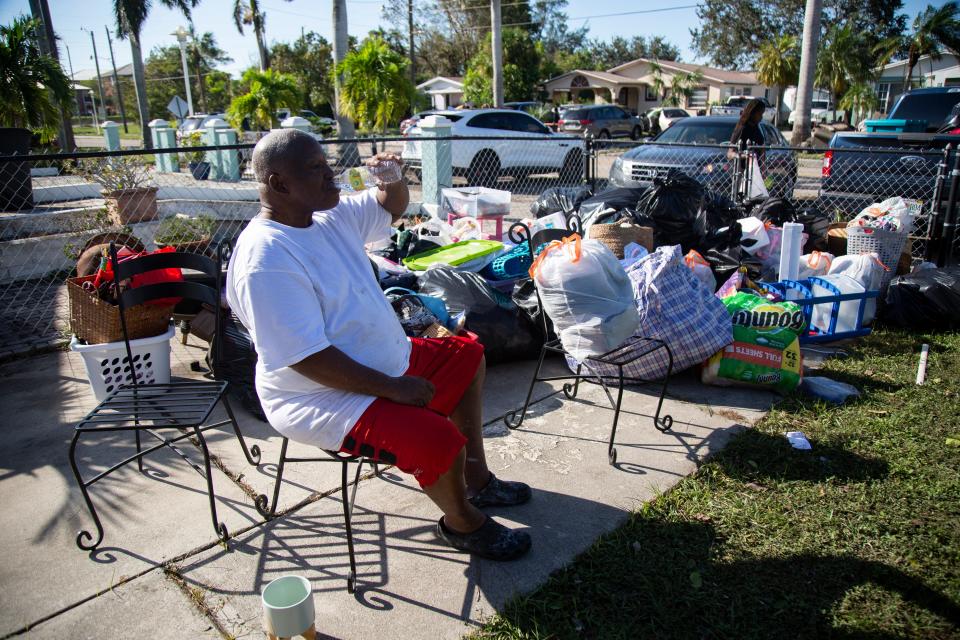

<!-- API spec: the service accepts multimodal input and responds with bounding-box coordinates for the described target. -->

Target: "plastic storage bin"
[69,324,175,401]
[441,187,511,240]
[761,278,879,343]
[864,119,926,133]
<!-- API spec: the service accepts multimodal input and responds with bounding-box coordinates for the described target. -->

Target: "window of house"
[875,83,891,112]
[742,87,752,96]
[688,87,709,107]
[645,84,657,101]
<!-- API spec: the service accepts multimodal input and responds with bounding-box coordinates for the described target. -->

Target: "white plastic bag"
[797,251,834,279]
[737,216,770,255]
[531,234,640,361]
[684,249,717,292]
[826,252,886,323]
[450,216,485,241]
[747,156,769,199]
[409,217,456,246]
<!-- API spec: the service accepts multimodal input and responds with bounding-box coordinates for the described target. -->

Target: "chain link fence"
[0,133,955,358]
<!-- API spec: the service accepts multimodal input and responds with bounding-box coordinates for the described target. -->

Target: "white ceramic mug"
[262,575,315,639]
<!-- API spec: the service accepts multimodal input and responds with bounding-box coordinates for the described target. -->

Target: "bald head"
[251,128,321,183]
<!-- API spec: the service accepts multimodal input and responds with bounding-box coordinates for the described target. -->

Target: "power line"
[568,4,699,21]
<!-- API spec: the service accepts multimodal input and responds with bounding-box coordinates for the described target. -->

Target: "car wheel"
[597,130,610,140]
[467,150,500,188]
[630,126,642,140]
[559,149,583,184]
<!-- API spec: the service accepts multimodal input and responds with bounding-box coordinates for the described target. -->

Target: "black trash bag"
[530,186,593,218]
[792,207,832,253]
[636,170,706,251]
[379,272,419,291]
[418,267,543,364]
[207,313,267,422]
[578,186,651,227]
[368,241,400,263]
[511,278,553,340]
[883,267,960,330]
[702,224,762,286]
[702,189,743,229]
[753,197,796,226]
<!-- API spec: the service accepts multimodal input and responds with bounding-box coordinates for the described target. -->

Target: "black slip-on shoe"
[467,473,532,508]
[436,516,532,561]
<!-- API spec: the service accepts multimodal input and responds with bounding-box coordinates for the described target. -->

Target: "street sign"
[167,95,189,120]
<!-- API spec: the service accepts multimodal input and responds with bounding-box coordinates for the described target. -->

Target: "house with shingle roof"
[543,58,775,114]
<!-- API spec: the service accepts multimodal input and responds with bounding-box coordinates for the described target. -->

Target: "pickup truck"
[709,96,776,123]
[862,86,960,133]
[819,131,953,204]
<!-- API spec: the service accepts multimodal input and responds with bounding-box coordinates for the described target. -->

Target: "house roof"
[880,53,960,71]
[609,58,759,84]
[71,64,135,81]
[416,76,465,90]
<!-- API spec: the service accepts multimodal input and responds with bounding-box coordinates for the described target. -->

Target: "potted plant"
[154,214,216,254]
[75,156,158,225]
[0,17,74,211]
[181,131,210,180]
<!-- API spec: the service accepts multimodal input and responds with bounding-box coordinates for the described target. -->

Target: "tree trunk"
[29,0,75,151]
[491,0,504,107]
[775,86,782,128]
[129,32,153,150]
[255,24,270,70]
[790,0,823,145]
[332,0,358,165]
[193,53,208,113]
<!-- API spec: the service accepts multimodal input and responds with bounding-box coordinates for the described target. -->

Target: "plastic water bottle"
[337,160,403,192]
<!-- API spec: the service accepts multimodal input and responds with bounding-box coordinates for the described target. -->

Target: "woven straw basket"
[67,275,174,345]
[587,223,654,258]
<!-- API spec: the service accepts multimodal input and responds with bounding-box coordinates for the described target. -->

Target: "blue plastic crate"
[863,118,926,133]
[760,278,880,344]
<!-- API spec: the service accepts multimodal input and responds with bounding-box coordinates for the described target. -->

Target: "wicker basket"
[587,223,654,258]
[845,226,908,293]
[67,275,175,345]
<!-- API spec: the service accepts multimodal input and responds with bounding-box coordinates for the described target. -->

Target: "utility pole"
[173,27,194,116]
[490,0,504,107]
[104,26,129,133]
[86,29,109,123]
[790,0,823,146]
[408,0,416,85]
[29,0,75,150]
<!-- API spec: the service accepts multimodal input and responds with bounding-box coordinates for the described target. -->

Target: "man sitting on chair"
[226,129,532,560]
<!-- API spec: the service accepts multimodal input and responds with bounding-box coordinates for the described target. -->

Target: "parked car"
[503,101,540,113]
[557,104,644,140]
[176,113,226,139]
[787,98,843,126]
[402,108,586,186]
[877,87,960,132]
[400,110,436,136]
[659,108,690,131]
[820,131,955,202]
[709,96,776,123]
[274,108,336,133]
[608,116,798,198]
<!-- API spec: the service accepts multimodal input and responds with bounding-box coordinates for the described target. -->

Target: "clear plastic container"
[337,160,403,191]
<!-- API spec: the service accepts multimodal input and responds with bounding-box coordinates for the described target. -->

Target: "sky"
[0,0,942,80]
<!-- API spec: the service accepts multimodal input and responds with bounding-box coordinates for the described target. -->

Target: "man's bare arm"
[290,345,433,406]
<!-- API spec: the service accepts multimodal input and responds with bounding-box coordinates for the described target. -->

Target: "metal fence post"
[925,144,951,261]
[419,115,452,213]
[942,147,960,267]
[584,135,593,189]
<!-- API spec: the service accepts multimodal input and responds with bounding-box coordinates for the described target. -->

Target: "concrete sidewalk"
[0,334,775,639]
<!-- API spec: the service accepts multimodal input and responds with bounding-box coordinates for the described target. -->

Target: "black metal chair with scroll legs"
[253,440,384,594]
[502,216,675,465]
[69,242,262,551]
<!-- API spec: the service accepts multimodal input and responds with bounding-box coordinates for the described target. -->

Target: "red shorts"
[339,336,484,487]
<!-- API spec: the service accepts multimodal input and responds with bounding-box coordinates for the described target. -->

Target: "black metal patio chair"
[253,439,383,594]
[69,242,262,551]
[502,216,675,465]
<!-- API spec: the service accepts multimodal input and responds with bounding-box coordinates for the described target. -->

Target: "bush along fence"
[0,125,957,357]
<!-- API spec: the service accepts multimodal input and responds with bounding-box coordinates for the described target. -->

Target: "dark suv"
[558,105,644,139]
[883,87,960,132]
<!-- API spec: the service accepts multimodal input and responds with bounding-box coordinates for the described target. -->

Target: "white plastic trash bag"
[826,252,886,323]
[747,155,769,199]
[531,234,639,361]
[797,251,834,280]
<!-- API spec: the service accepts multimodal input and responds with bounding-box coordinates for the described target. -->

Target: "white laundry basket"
[70,324,175,402]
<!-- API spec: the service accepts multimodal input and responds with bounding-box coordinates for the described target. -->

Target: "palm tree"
[0,16,73,142]
[337,37,415,132]
[114,0,198,149]
[839,82,879,125]
[187,22,232,114]
[756,35,800,127]
[649,60,667,102]
[226,68,300,131]
[232,0,290,71]
[875,2,960,88]
[815,23,872,123]
[665,69,703,108]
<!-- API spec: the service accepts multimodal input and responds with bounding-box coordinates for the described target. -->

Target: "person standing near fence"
[226,128,533,561]
[730,98,767,197]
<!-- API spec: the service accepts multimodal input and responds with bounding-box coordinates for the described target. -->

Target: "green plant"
[0,16,73,142]
[337,36,415,132]
[227,68,300,130]
[756,35,800,127]
[154,214,215,245]
[875,1,960,87]
[179,130,206,164]
[75,156,154,193]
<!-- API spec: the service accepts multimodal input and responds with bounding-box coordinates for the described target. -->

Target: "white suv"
[402,109,585,186]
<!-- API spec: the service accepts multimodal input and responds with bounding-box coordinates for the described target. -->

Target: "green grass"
[73,123,143,140]
[475,328,960,639]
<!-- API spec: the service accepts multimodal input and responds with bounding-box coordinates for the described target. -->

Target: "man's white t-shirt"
[226,189,410,450]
